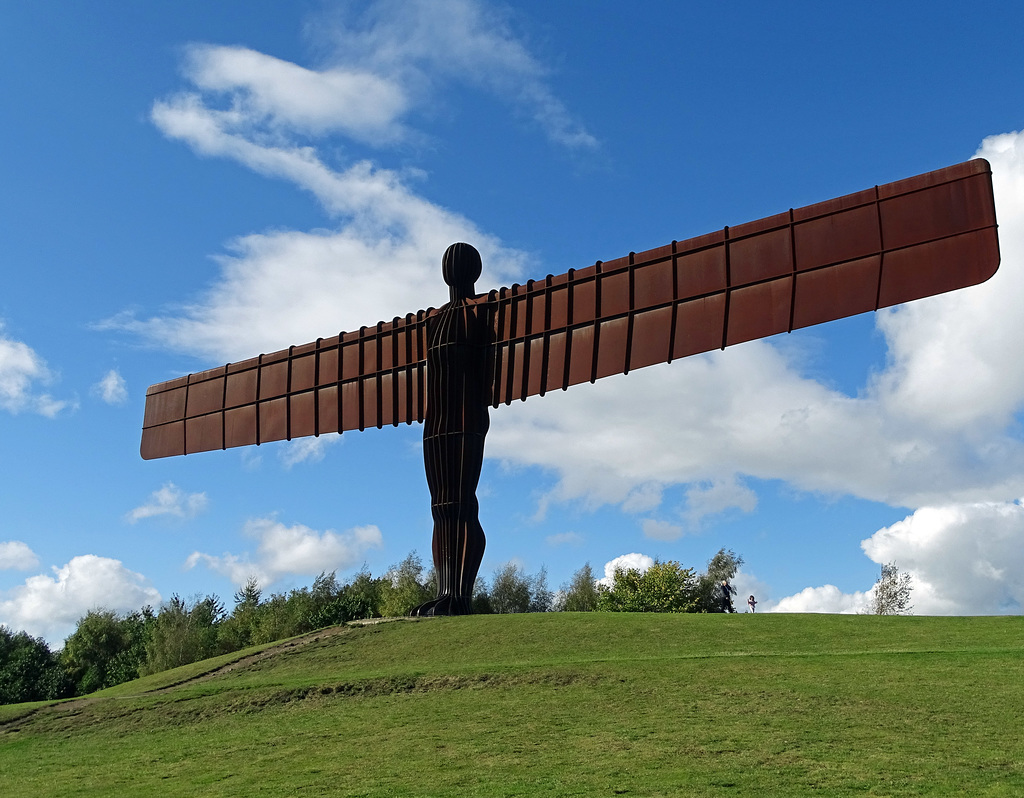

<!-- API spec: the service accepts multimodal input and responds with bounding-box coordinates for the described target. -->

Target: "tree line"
[2,548,746,704]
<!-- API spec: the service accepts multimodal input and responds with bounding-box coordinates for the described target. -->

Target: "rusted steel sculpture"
[142,159,1000,615]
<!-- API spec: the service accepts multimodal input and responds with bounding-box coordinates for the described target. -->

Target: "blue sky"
[3,1,1024,643]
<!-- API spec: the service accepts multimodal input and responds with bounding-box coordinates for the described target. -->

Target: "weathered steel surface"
[141,159,999,460]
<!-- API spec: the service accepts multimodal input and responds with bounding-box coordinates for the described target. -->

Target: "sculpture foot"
[409,595,472,617]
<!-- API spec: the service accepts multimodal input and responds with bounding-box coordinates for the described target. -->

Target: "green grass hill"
[2,613,1022,796]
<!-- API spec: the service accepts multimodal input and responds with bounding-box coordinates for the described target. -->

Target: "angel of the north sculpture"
[142,159,999,616]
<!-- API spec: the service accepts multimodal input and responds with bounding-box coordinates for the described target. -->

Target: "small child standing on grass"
[747,595,757,613]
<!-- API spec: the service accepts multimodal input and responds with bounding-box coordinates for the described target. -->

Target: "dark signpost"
[142,160,1000,615]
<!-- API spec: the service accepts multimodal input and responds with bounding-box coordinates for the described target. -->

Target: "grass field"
[1,613,1022,797]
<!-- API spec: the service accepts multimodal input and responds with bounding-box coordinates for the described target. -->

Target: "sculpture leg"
[411,430,486,616]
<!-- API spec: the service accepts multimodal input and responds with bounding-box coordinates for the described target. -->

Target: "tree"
[693,548,744,613]
[528,566,553,613]
[62,609,152,694]
[142,595,225,675]
[0,626,72,704]
[218,577,264,651]
[487,562,551,613]
[379,552,433,617]
[597,560,697,613]
[489,562,533,613]
[867,562,913,615]
[557,563,600,612]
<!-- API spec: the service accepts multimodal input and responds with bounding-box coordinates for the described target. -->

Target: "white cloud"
[91,369,128,405]
[597,552,654,587]
[126,483,209,523]
[860,500,1024,615]
[0,555,161,645]
[0,322,72,417]
[279,435,342,468]
[767,498,1024,615]
[769,584,871,614]
[183,45,409,142]
[186,516,383,586]
[0,541,39,571]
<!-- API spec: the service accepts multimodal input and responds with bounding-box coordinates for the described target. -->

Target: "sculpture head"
[443,242,482,299]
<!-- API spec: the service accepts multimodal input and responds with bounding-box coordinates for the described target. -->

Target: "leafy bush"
[597,560,696,613]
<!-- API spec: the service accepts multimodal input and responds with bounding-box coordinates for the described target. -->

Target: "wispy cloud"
[126,483,209,523]
[0,322,72,417]
[91,369,128,405]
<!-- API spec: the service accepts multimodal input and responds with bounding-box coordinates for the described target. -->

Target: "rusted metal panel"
[729,222,793,288]
[630,306,673,370]
[599,266,630,318]
[225,368,257,409]
[291,351,316,392]
[224,405,257,449]
[290,391,316,439]
[545,330,567,392]
[186,373,224,418]
[793,203,881,272]
[140,419,184,459]
[143,385,186,428]
[878,228,1000,308]
[567,324,596,386]
[142,159,999,460]
[259,397,287,443]
[633,259,674,311]
[793,255,881,330]
[186,413,222,454]
[527,337,546,397]
[258,359,288,401]
[317,385,339,435]
[571,275,597,325]
[673,294,727,359]
[676,238,727,298]
[595,317,629,379]
[726,277,793,346]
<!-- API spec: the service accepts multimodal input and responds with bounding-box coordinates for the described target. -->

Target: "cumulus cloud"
[126,483,209,523]
[768,498,1024,615]
[861,500,1024,615]
[0,322,72,417]
[0,541,39,571]
[0,555,161,645]
[186,516,383,586]
[597,552,654,587]
[770,584,871,614]
[91,369,128,405]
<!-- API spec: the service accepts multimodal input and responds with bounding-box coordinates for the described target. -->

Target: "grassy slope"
[1,613,1022,797]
